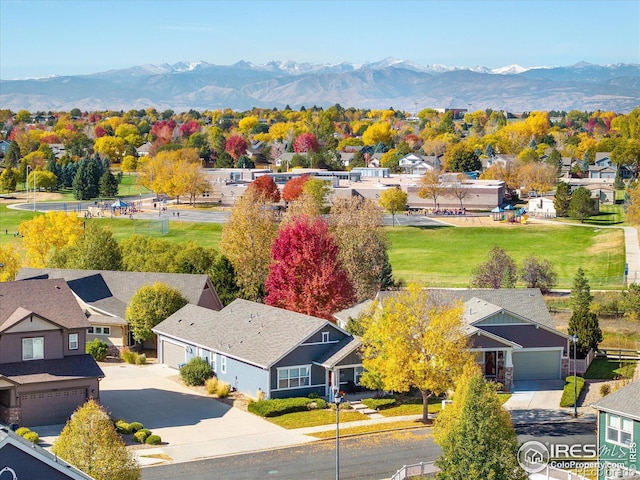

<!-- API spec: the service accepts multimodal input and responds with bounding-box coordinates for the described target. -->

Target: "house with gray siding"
[0,279,104,427]
[377,289,572,391]
[592,381,640,480]
[153,299,363,399]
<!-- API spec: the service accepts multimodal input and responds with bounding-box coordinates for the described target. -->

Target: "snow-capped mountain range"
[1,58,638,112]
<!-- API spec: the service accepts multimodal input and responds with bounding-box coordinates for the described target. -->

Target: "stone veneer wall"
[0,404,21,426]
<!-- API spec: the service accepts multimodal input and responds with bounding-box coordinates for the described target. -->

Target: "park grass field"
[0,203,626,289]
[387,224,625,288]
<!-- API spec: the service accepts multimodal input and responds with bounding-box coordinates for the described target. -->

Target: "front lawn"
[310,419,427,438]
[560,376,586,407]
[367,393,512,418]
[265,408,368,429]
[583,357,637,380]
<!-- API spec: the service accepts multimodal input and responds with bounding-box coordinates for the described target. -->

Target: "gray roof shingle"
[16,268,218,318]
[0,354,104,384]
[153,299,331,368]
[591,380,640,421]
[0,279,90,331]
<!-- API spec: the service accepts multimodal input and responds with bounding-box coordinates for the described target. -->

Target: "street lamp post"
[25,165,30,204]
[332,385,342,480]
[572,334,578,418]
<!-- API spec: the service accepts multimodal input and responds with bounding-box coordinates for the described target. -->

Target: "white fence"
[568,348,596,375]
[390,462,439,479]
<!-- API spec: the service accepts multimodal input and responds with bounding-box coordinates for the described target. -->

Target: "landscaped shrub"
[312,398,327,409]
[138,429,151,437]
[146,434,162,445]
[23,431,39,444]
[600,384,611,397]
[560,376,586,407]
[133,430,149,443]
[362,398,396,410]
[115,420,132,434]
[85,338,109,361]
[216,381,231,398]
[129,422,144,432]
[15,427,31,437]
[134,353,147,365]
[308,392,320,399]
[205,377,218,395]
[120,349,136,364]
[179,357,213,386]
[248,397,323,417]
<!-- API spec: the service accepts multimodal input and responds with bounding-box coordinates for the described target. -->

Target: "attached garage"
[161,340,185,369]
[21,388,87,426]
[512,350,562,381]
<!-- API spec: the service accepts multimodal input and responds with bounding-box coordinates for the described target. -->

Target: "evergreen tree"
[435,373,527,480]
[207,254,242,306]
[547,148,562,173]
[73,158,100,200]
[99,169,119,197]
[568,186,595,222]
[568,268,602,356]
[613,168,625,190]
[4,141,20,168]
[60,162,79,188]
[554,181,571,217]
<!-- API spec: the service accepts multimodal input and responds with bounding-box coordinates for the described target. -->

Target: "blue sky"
[1,0,638,79]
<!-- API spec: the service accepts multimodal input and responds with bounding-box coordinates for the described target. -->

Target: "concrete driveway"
[97,363,314,463]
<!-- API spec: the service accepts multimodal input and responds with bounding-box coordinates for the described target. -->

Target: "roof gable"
[592,381,640,421]
[153,299,337,368]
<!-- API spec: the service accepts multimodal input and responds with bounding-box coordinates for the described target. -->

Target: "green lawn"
[373,393,511,418]
[583,357,636,380]
[266,408,368,429]
[310,419,427,438]
[560,376,586,408]
[387,225,625,288]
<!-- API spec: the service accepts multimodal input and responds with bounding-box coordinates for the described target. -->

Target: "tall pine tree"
[568,267,602,356]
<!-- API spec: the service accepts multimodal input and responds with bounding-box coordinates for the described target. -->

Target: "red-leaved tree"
[282,175,310,202]
[94,125,108,138]
[151,120,176,144]
[225,135,248,161]
[179,120,200,138]
[248,175,281,203]
[293,132,319,153]
[265,216,355,320]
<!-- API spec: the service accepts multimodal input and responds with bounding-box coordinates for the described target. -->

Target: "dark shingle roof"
[0,354,104,384]
[153,299,330,368]
[0,279,90,331]
[16,268,218,318]
[316,336,362,368]
[377,288,554,329]
[591,380,640,421]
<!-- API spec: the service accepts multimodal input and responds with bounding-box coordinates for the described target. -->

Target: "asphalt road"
[143,422,596,480]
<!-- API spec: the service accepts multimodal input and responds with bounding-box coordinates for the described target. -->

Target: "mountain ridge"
[1,59,638,112]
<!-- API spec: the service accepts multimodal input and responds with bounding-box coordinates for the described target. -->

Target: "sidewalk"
[292,414,425,435]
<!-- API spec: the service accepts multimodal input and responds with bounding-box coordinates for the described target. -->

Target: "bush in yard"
[248,397,321,417]
[114,420,132,434]
[179,357,212,386]
[120,349,136,364]
[128,422,143,432]
[134,353,146,365]
[600,384,611,397]
[133,431,148,443]
[362,398,397,410]
[138,429,151,437]
[216,381,231,398]
[85,338,109,361]
[560,376,586,407]
[23,431,40,444]
[311,398,327,409]
[205,377,218,395]
[145,434,162,445]
[308,392,319,399]
[15,427,31,437]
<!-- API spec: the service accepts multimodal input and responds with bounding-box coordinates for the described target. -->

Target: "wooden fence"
[597,348,640,361]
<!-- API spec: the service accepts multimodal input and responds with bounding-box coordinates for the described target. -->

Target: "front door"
[484,351,497,378]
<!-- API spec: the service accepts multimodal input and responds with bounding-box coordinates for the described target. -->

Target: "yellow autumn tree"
[362,121,392,145]
[360,284,472,422]
[219,189,279,301]
[0,244,22,281]
[18,211,84,267]
[238,115,259,133]
[94,136,126,163]
[626,182,640,225]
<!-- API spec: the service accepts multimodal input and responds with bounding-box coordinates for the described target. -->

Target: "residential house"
[586,185,616,204]
[274,152,298,169]
[0,279,104,426]
[136,142,152,157]
[16,269,223,351]
[246,141,267,165]
[0,140,10,156]
[376,289,571,391]
[592,381,640,480]
[153,299,363,399]
[398,153,441,175]
[0,426,94,480]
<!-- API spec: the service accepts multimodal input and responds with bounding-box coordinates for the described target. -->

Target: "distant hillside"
[1,59,638,112]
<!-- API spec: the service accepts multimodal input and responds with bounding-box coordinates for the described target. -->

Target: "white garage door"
[512,350,561,381]
[162,340,185,369]
[21,388,87,426]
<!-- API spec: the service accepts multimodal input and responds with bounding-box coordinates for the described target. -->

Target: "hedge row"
[248,397,327,417]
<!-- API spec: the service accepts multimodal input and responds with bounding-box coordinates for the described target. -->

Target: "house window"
[277,365,311,389]
[322,332,330,343]
[606,414,633,447]
[354,366,365,385]
[89,326,110,336]
[221,356,227,374]
[22,337,44,361]
[69,333,79,350]
[211,353,217,373]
